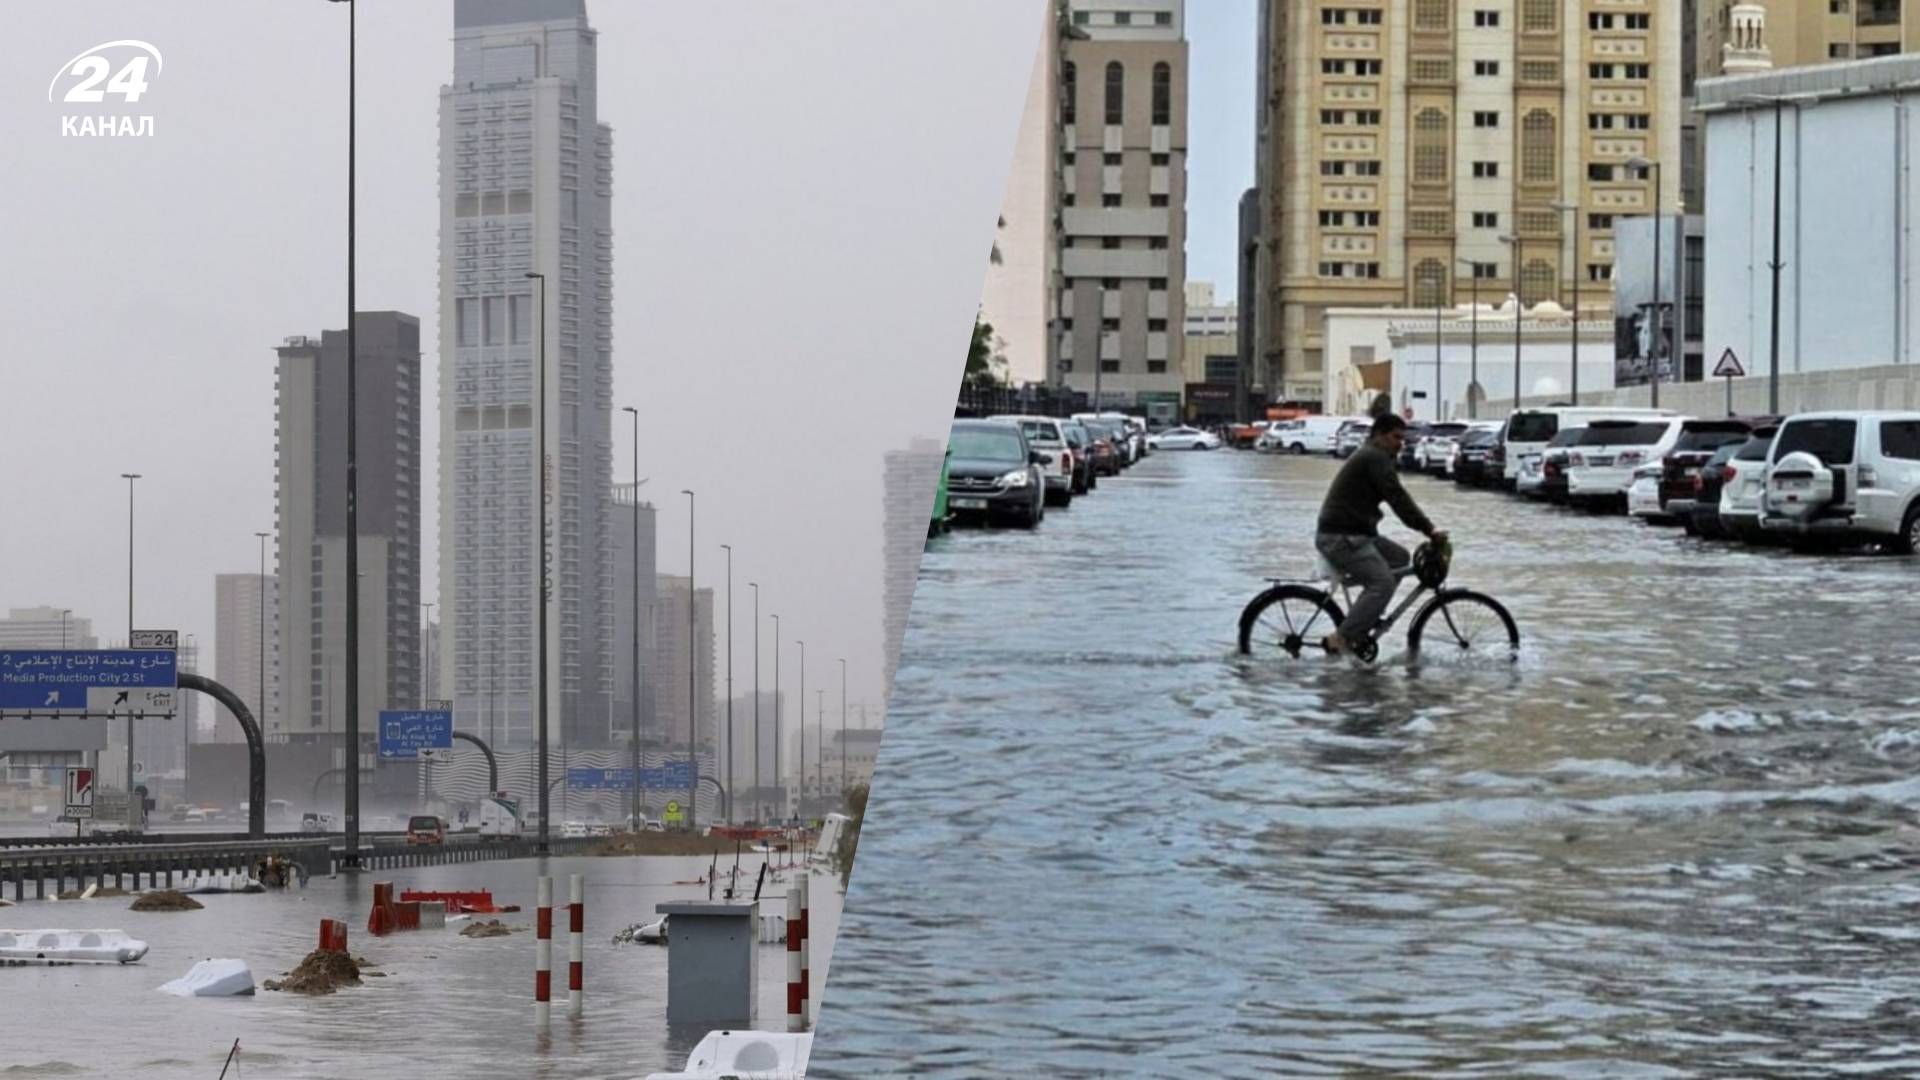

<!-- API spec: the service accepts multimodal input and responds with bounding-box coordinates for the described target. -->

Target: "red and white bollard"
[785,883,804,1032]
[797,873,811,1028]
[567,873,584,1019]
[535,875,553,1026]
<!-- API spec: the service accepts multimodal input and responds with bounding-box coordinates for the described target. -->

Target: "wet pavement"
[815,449,1920,1078]
[0,853,840,1079]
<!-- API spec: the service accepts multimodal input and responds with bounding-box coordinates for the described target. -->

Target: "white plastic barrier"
[642,1031,813,1080]
[157,958,255,997]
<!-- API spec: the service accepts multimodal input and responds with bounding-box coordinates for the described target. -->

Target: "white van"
[478,794,523,839]
[1761,411,1920,551]
[1502,406,1678,489]
[1262,415,1348,455]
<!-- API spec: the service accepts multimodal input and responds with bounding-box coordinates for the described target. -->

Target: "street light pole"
[121,472,140,829]
[324,0,361,867]
[622,406,642,826]
[525,269,549,854]
[772,613,781,821]
[1551,201,1583,404]
[796,639,805,820]
[420,602,433,705]
[1456,259,1480,419]
[720,544,734,824]
[255,530,270,760]
[60,610,70,650]
[1501,233,1524,407]
[1433,297,1444,422]
[680,489,696,832]
[838,657,847,797]
[1630,156,1664,407]
[1767,98,1784,415]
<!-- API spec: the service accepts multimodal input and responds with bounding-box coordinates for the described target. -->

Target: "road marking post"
[535,875,552,1025]
[568,873,583,1018]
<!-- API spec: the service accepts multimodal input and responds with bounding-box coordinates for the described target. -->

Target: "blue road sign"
[567,766,636,792]
[376,710,453,759]
[0,650,177,711]
[640,760,693,790]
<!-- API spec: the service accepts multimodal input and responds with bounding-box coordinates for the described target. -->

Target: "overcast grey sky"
[0,1,1040,724]
[1185,0,1257,295]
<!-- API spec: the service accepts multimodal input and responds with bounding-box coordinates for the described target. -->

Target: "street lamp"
[420,601,433,705]
[796,638,805,821]
[749,581,761,821]
[838,657,847,797]
[59,609,70,650]
[121,472,140,829]
[622,406,643,826]
[719,543,733,824]
[1433,286,1444,422]
[680,489,696,832]
[1628,156,1664,407]
[1735,93,1811,416]
[325,0,362,867]
[1499,234,1525,407]
[1455,259,1481,419]
[771,612,781,821]
[1551,201,1583,404]
[525,269,549,853]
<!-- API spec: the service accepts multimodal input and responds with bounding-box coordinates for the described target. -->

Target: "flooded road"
[815,449,1920,1077]
[0,853,841,1079]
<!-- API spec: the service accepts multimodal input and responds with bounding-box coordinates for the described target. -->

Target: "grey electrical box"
[656,900,759,1026]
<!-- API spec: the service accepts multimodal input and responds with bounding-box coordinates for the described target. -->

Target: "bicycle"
[1236,539,1520,664]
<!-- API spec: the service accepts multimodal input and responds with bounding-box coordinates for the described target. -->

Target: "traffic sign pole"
[1712,348,1745,418]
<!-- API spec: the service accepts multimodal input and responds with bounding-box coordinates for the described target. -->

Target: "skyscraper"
[439,0,616,753]
[880,438,947,707]
[214,573,279,744]
[651,576,714,753]
[274,314,422,745]
[1053,0,1190,424]
[1256,0,1683,407]
[610,484,657,749]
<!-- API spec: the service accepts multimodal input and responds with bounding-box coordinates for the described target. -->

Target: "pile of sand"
[263,949,362,995]
[130,890,204,911]
[459,919,516,938]
[56,886,131,901]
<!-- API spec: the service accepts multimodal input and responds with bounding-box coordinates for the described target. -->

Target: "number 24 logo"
[49,40,163,104]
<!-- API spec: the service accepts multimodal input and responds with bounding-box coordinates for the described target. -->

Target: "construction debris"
[130,891,204,912]
[262,948,362,995]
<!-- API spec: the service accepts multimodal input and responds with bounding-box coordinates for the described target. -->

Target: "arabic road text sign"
[0,650,178,714]
[377,709,453,758]
[639,760,693,790]
[567,766,636,791]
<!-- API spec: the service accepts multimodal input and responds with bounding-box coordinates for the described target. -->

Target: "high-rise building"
[439,0,616,754]
[0,606,98,650]
[880,438,947,706]
[652,575,714,755]
[1181,281,1242,422]
[609,485,657,749]
[1053,0,1190,424]
[981,10,1061,387]
[1257,0,1684,407]
[274,313,423,745]
[214,573,279,744]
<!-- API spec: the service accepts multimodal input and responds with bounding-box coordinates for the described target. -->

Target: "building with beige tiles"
[1700,0,1914,75]
[1255,0,1683,409]
[1053,0,1190,424]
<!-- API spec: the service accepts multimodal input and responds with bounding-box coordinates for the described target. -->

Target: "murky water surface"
[817,450,1920,1078]
[0,853,839,1079]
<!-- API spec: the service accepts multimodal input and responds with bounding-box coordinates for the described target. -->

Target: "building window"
[1319,262,1347,277]
[1104,152,1122,165]
[1521,259,1555,305]
[1473,160,1499,178]
[1474,60,1500,76]
[1624,13,1649,29]
[1322,109,1345,125]
[1830,43,1854,58]
[1321,160,1348,176]
[1412,57,1452,81]
[1589,63,1614,80]
[1319,210,1344,226]
[1102,277,1120,289]
[1588,114,1616,130]
[1831,0,1849,10]
[1522,109,1556,183]
[1473,9,1499,27]
[1074,10,1090,23]
[1474,110,1500,128]
[1357,211,1380,226]
[1152,152,1170,166]
[1472,261,1497,279]
[1624,63,1650,79]
[1589,12,1614,29]
[1587,213,1613,231]
[1361,262,1381,278]
[1114,10,1132,25]
[1101,360,1121,372]
[1356,8,1382,24]
[1412,259,1447,306]
[1102,318,1120,331]
[1357,59,1383,75]
[1155,11,1172,25]
[1587,162,1613,182]
[1625,114,1650,130]
[1063,193,1076,207]
[1522,0,1555,31]
[1101,236,1121,250]
[1322,8,1349,24]
[1103,194,1122,207]
[1354,160,1382,176]
[1061,61,1076,124]
[1149,236,1168,249]
[1105,61,1124,124]
[1414,0,1449,29]
[1355,110,1382,125]
[1414,107,1449,183]
[1152,62,1171,125]
[1472,211,1499,228]
[1149,318,1168,332]
[1151,194,1170,206]
[1588,263,1612,282]
[1322,59,1347,74]
[1149,277,1168,291]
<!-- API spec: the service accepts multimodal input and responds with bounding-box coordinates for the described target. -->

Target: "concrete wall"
[1489,362,1920,416]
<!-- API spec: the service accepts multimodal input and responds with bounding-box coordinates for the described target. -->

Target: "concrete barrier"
[1485,363,1920,419]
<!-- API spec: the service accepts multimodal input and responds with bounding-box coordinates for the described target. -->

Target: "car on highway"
[300,811,335,833]
[1148,426,1222,451]
[945,419,1047,528]
[1760,410,1920,552]
[1566,417,1692,511]
[561,820,591,839]
[998,415,1078,507]
[405,814,446,845]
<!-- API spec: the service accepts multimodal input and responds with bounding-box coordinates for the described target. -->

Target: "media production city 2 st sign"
[377,709,453,759]
[0,649,178,716]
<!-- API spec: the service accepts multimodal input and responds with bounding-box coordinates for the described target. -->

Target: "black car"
[1681,443,1742,538]
[1397,422,1434,470]
[1658,418,1770,520]
[945,420,1047,528]
[1532,427,1589,504]
[1452,429,1500,486]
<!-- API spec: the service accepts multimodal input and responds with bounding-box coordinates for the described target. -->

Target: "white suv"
[1717,425,1778,542]
[1566,416,1692,510]
[1760,411,1920,552]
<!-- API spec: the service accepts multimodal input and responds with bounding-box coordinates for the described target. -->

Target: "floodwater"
[815,449,1920,1077]
[0,852,841,1079]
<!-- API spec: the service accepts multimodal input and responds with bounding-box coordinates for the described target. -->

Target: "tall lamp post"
[1737,93,1793,415]
[121,472,140,828]
[837,657,847,796]
[1455,259,1481,418]
[1433,294,1444,422]
[60,609,70,650]
[719,544,734,824]
[796,639,805,819]
[771,613,781,821]
[1500,234,1525,407]
[679,489,696,832]
[419,602,433,705]
[750,582,761,821]
[324,0,361,867]
[525,269,549,853]
[1551,201,1583,404]
[1628,156,1664,407]
[622,406,643,824]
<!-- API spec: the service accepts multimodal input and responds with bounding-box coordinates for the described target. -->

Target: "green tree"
[833,782,869,890]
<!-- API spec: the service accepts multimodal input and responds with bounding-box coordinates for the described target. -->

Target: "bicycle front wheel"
[1238,585,1345,658]
[1407,589,1519,660]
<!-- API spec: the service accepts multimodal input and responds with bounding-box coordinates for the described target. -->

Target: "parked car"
[1451,427,1503,486]
[1148,425,1222,451]
[998,415,1077,507]
[405,814,446,845]
[1518,426,1588,500]
[1265,415,1349,454]
[1680,443,1743,538]
[1415,422,1471,473]
[1060,421,1096,494]
[1566,417,1692,511]
[1626,462,1667,520]
[1076,413,1144,465]
[1081,420,1123,477]
[1760,411,1920,552]
[1717,425,1779,542]
[1226,421,1268,449]
[1396,422,1433,470]
[1332,420,1372,458]
[1501,406,1677,489]
[945,419,1047,528]
[1657,419,1767,523]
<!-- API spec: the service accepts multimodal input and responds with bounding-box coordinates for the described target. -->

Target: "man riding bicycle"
[1315,414,1446,656]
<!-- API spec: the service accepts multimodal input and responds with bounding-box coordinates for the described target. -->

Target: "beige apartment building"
[1055,0,1190,424]
[1700,0,1914,74]
[1257,0,1683,407]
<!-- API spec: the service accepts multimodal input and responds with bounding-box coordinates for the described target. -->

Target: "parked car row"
[942,412,1154,529]
[1400,404,1920,555]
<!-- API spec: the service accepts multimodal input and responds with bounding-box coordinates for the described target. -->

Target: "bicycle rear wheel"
[1238,585,1345,658]
[1407,589,1519,660]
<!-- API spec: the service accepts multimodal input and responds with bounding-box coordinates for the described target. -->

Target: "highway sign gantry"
[377,709,454,759]
[0,650,178,718]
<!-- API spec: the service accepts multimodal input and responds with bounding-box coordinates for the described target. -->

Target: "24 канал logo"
[48,40,162,138]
